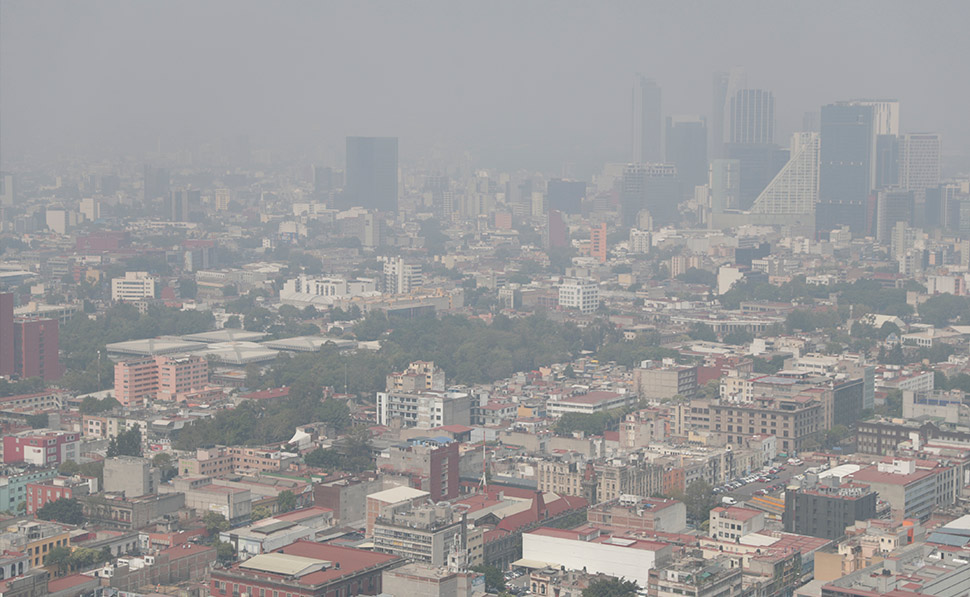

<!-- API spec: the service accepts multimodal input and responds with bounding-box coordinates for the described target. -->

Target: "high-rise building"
[0,173,15,206]
[559,278,599,314]
[14,317,62,381]
[632,75,662,163]
[710,68,747,159]
[710,159,741,214]
[817,102,875,235]
[546,210,567,250]
[547,179,586,214]
[876,189,915,244]
[874,135,900,189]
[382,257,423,294]
[729,89,774,145]
[0,292,15,376]
[590,223,607,263]
[629,228,652,254]
[724,143,789,210]
[666,117,708,196]
[750,132,820,217]
[165,189,198,222]
[143,165,169,202]
[214,188,231,211]
[898,133,942,202]
[345,137,398,211]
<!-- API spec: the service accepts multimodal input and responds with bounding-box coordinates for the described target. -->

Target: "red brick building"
[209,540,400,597]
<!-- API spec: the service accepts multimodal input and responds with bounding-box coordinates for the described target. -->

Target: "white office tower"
[382,256,423,294]
[898,133,942,201]
[558,278,599,314]
[629,229,652,254]
[750,132,820,216]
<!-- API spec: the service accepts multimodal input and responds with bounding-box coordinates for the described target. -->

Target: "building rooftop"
[367,486,430,504]
[848,465,935,486]
[105,337,202,356]
[226,540,399,587]
[558,391,622,405]
[181,330,267,343]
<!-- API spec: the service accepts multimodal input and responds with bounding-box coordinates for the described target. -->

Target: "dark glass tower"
[817,103,875,235]
[345,137,399,211]
[633,75,662,163]
[666,117,708,197]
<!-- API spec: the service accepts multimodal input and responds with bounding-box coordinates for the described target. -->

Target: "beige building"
[635,365,699,400]
[708,395,821,454]
[382,562,485,597]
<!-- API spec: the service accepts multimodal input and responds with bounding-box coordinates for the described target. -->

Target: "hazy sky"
[2,1,968,174]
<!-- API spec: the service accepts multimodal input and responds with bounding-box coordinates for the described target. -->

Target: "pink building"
[114,355,208,406]
[2,430,79,466]
[156,355,208,401]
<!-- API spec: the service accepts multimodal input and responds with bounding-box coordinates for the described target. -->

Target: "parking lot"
[715,459,816,502]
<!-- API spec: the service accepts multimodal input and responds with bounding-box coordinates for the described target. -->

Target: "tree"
[277,490,297,513]
[225,315,241,328]
[80,395,120,414]
[251,505,272,521]
[582,577,639,597]
[679,480,717,524]
[722,330,753,346]
[824,425,851,449]
[203,511,229,536]
[37,498,85,525]
[688,322,717,342]
[152,453,178,482]
[214,539,236,565]
[27,413,49,429]
[472,565,506,593]
[46,545,73,575]
[59,460,81,476]
[107,426,142,457]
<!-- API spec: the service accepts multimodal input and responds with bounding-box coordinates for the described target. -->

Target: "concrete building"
[0,520,71,569]
[365,486,430,537]
[104,457,159,498]
[783,478,878,540]
[382,256,423,294]
[708,394,822,453]
[0,292,14,377]
[373,502,466,567]
[12,317,62,381]
[380,439,460,502]
[114,354,208,407]
[25,475,92,514]
[376,390,471,428]
[382,562,485,597]
[219,507,334,560]
[2,430,79,467]
[709,506,765,542]
[111,271,157,302]
[209,540,400,597]
[558,278,599,314]
[386,361,446,393]
[635,364,699,400]
[312,473,383,524]
[821,543,970,597]
[588,496,687,533]
[547,391,635,417]
[648,557,743,597]
[590,223,607,263]
[846,460,943,522]
[0,466,57,513]
[345,136,398,212]
[522,526,672,588]
[167,476,251,526]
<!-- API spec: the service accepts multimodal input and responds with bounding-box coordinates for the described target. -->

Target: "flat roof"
[559,391,622,405]
[261,336,356,352]
[182,330,267,343]
[240,552,328,577]
[367,486,429,504]
[105,338,202,356]
[196,342,279,364]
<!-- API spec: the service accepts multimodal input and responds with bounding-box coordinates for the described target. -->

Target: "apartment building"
[635,364,699,400]
[708,394,822,453]
[558,278,599,314]
[111,271,158,301]
[386,360,446,392]
[376,390,471,428]
[372,502,466,567]
[783,479,877,539]
[114,354,208,407]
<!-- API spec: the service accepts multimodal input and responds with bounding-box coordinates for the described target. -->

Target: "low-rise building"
[588,496,687,533]
[547,391,636,417]
[209,540,400,597]
[648,557,744,597]
[709,506,766,542]
[219,507,334,560]
[1,430,79,467]
[521,526,672,588]
[783,478,877,540]
[382,561,485,597]
[372,502,466,567]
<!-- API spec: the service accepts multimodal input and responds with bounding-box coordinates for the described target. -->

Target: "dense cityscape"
[2,3,970,597]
